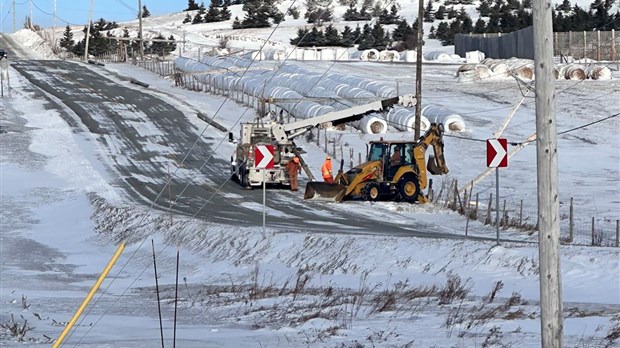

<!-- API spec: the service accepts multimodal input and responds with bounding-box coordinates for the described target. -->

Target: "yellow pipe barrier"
[52,242,126,348]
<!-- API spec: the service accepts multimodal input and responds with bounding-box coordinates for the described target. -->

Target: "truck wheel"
[362,182,381,201]
[397,175,420,203]
[230,156,239,182]
[240,165,252,190]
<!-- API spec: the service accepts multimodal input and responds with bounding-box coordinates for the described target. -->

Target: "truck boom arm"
[271,94,416,143]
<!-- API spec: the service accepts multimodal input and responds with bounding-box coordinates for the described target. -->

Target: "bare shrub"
[604,315,620,347]
[439,274,471,305]
[483,281,504,304]
[218,37,230,49]
[0,314,34,342]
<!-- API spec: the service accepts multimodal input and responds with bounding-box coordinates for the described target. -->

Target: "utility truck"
[228,95,416,188]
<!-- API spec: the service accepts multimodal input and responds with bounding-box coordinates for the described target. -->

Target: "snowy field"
[1,6,620,348]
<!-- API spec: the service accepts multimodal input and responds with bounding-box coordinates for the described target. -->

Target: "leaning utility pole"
[52,0,56,49]
[138,0,144,60]
[414,0,424,140]
[29,0,32,28]
[533,0,563,347]
[84,0,94,61]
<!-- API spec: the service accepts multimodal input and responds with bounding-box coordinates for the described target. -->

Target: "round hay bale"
[563,65,586,80]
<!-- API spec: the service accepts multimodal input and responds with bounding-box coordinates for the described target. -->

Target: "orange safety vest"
[321,160,332,178]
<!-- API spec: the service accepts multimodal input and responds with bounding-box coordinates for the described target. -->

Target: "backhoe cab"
[304,123,449,203]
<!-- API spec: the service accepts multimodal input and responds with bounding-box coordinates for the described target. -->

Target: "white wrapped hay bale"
[559,64,586,80]
[379,50,400,62]
[320,49,335,61]
[505,58,535,80]
[457,64,491,81]
[585,65,612,80]
[350,115,388,134]
[302,48,318,61]
[386,107,430,132]
[399,50,416,62]
[424,51,451,62]
[466,50,485,63]
[361,49,380,61]
[422,105,466,132]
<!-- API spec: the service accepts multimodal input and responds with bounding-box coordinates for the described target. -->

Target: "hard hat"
[293,157,300,163]
[326,155,331,160]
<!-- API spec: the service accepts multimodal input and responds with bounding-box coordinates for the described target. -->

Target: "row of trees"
[182,1,232,24]
[428,0,618,45]
[289,19,418,51]
[59,21,176,57]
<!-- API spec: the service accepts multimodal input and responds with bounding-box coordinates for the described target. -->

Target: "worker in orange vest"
[287,156,302,191]
[321,155,334,183]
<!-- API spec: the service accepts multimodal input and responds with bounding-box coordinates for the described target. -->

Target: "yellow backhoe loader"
[304,123,449,203]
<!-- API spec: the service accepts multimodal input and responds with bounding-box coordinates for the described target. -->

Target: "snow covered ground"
[1,6,620,348]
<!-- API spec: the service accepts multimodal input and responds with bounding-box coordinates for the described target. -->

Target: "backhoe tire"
[362,182,381,201]
[397,175,420,203]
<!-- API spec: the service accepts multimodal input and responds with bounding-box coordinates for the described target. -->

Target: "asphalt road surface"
[7,54,469,239]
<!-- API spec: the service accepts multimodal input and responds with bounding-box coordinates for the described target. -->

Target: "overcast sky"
[0,0,186,32]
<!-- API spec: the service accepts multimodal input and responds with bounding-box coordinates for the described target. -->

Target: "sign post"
[254,144,274,236]
[487,138,508,245]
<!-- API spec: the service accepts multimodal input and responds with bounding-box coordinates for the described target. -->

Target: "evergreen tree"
[232,16,242,29]
[424,0,434,22]
[185,0,200,11]
[477,0,491,17]
[391,20,411,41]
[356,23,374,50]
[193,5,206,24]
[59,25,74,50]
[141,5,151,18]
[204,0,221,22]
[183,13,192,23]
[435,5,446,20]
[447,7,457,19]
[343,4,359,21]
[305,0,334,24]
[522,0,532,9]
[219,4,232,20]
[557,0,571,12]
[371,2,382,17]
[340,25,355,46]
[239,0,283,28]
[473,18,486,33]
[323,24,341,46]
[290,27,310,46]
[307,26,325,46]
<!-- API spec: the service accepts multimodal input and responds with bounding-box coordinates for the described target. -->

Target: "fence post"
[519,199,523,227]
[569,197,574,243]
[568,31,572,58]
[452,180,458,211]
[485,193,493,225]
[501,199,507,228]
[591,217,595,246]
[613,29,618,71]
[358,152,362,166]
[324,130,328,153]
[597,30,601,62]
[583,31,587,60]
[349,148,354,169]
[616,220,619,247]
[474,193,479,220]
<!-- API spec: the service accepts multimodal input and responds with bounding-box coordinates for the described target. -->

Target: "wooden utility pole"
[533,0,563,347]
[52,0,56,49]
[138,0,144,60]
[29,0,32,28]
[414,0,424,140]
[84,0,94,61]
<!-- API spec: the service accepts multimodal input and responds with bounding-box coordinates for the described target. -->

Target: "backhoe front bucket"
[303,182,347,202]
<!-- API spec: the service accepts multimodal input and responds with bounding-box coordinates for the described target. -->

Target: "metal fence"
[455,27,619,62]
[435,178,619,247]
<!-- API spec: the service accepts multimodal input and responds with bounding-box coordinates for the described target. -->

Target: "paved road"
[7,55,473,239]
